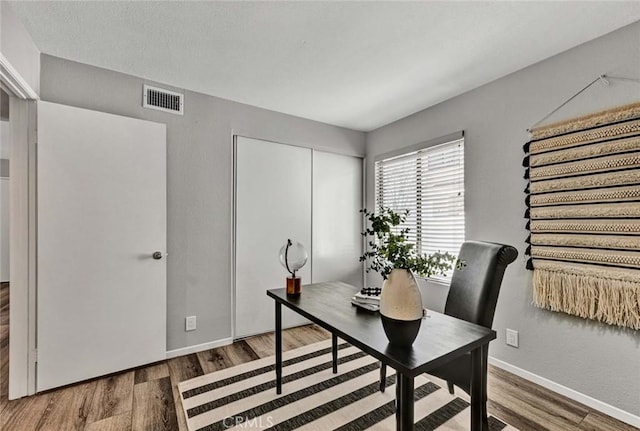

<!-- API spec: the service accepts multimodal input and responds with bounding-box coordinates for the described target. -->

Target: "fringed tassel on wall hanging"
[524,100,640,330]
[523,134,534,267]
[532,261,640,330]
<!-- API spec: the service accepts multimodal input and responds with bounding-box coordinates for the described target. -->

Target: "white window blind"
[375,138,465,267]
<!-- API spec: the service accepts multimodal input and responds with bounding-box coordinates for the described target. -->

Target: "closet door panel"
[235,137,311,338]
[312,151,363,288]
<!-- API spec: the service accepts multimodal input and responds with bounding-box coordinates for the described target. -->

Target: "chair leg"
[447,381,455,395]
[482,352,489,430]
[379,363,386,393]
[482,407,489,430]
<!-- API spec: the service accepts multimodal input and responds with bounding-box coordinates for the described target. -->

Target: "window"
[375,136,465,276]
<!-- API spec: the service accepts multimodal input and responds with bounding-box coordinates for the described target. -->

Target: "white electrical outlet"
[506,328,519,348]
[185,316,197,331]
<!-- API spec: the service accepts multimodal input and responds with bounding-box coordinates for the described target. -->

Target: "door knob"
[152,251,163,260]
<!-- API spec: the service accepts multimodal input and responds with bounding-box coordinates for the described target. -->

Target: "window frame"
[374,131,465,282]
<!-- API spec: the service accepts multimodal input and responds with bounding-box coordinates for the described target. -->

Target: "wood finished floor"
[0,283,637,431]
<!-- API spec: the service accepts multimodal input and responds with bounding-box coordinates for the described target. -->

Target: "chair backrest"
[444,241,518,328]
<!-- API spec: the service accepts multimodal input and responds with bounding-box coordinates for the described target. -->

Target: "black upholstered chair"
[380,241,518,427]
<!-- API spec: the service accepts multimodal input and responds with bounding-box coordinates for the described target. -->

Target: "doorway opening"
[0,88,9,400]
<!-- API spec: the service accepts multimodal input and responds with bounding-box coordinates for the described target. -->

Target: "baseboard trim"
[489,356,640,428]
[165,338,233,359]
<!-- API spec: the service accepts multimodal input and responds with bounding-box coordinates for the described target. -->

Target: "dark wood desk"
[267,281,496,431]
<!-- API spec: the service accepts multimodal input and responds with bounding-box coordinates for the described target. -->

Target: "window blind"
[375,138,465,268]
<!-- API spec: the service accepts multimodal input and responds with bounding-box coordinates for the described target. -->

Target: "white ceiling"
[8,1,640,131]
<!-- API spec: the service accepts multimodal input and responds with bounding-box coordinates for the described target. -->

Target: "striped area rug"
[179,339,518,431]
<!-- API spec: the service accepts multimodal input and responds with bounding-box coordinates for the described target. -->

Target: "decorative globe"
[279,240,308,275]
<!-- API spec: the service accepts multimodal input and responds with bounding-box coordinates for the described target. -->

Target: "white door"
[37,101,166,391]
[235,136,311,338]
[312,151,363,287]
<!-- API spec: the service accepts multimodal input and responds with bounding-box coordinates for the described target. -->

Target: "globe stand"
[280,238,307,297]
[286,276,301,296]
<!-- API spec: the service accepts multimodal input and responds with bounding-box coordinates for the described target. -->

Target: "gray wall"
[39,54,365,351]
[366,22,640,416]
[1,3,40,95]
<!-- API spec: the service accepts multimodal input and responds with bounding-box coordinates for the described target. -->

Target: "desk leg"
[396,372,414,431]
[332,333,338,374]
[275,301,282,395]
[470,344,489,431]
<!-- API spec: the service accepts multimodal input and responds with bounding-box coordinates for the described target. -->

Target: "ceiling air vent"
[143,85,184,115]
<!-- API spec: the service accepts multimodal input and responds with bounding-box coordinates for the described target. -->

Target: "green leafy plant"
[360,207,460,279]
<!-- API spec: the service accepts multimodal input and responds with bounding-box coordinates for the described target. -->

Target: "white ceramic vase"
[379,268,423,347]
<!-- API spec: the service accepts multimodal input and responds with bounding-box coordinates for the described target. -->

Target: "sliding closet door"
[313,151,363,287]
[235,137,311,338]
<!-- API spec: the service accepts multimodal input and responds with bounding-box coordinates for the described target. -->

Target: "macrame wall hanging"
[523,77,640,330]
